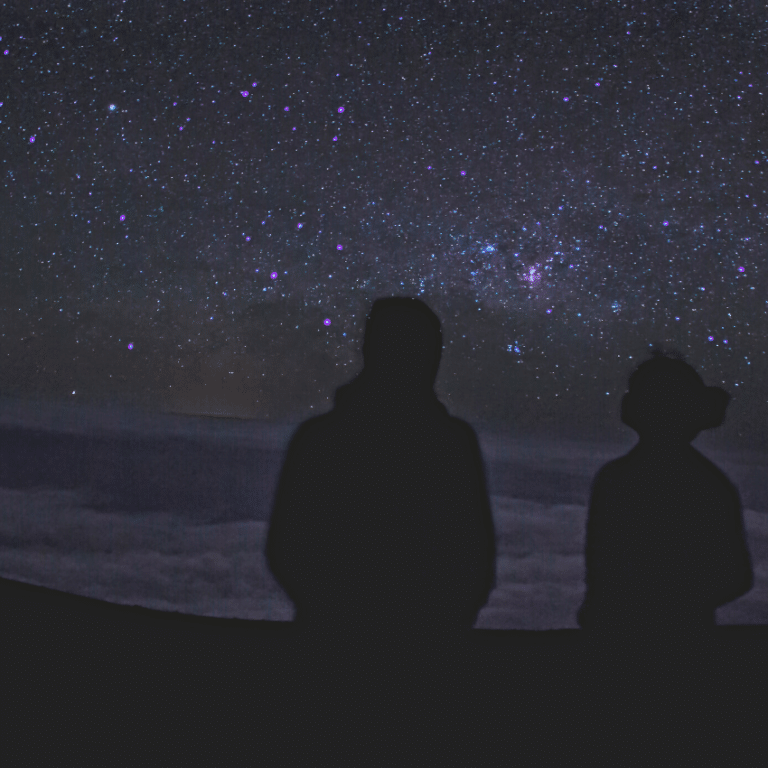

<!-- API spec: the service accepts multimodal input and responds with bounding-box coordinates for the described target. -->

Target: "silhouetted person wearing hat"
[577,349,753,632]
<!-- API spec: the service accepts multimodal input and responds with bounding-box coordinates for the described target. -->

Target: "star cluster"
[1,3,766,447]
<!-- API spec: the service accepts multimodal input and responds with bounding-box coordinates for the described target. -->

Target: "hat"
[620,350,730,435]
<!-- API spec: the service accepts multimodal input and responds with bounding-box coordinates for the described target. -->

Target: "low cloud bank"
[1,487,765,628]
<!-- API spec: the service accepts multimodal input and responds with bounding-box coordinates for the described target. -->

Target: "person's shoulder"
[443,415,481,446]
[593,453,631,481]
[286,412,334,450]
[689,445,727,473]
[444,414,476,433]
[586,454,636,500]
[689,447,741,497]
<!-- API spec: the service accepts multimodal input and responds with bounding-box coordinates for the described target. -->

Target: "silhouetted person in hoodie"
[265,297,495,764]
[266,296,496,637]
[577,349,753,633]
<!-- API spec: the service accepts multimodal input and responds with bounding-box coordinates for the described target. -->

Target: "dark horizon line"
[3,576,766,633]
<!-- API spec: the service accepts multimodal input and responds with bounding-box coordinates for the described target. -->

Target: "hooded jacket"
[265,369,497,633]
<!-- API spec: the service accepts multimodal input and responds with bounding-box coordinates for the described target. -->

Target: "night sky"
[2,2,767,449]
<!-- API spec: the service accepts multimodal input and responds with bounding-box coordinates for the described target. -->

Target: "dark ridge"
[4,576,766,766]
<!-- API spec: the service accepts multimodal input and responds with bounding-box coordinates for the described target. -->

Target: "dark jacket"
[265,370,497,633]
[578,442,753,630]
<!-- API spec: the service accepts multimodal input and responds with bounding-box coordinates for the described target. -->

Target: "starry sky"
[2,2,767,450]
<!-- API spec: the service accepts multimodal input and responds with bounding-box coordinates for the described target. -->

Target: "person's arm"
[577,467,611,628]
[711,481,754,608]
[466,426,497,614]
[264,425,315,607]
[425,421,496,627]
[583,468,611,593]
[444,422,497,625]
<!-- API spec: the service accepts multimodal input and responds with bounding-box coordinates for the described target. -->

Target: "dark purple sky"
[1,2,766,448]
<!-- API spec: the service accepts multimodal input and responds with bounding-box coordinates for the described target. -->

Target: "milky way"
[1,3,766,448]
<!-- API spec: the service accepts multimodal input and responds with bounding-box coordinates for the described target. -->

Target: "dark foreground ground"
[4,577,767,767]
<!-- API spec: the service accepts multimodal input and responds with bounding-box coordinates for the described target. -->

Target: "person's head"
[620,348,730,443]
[361,297,443,389]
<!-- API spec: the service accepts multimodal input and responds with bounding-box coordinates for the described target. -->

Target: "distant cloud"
[1,488,765,628]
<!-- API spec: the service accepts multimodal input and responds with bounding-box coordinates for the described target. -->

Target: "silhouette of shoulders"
[578,350,753,631]
[595,442,740,506]
[265,297,496,636]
